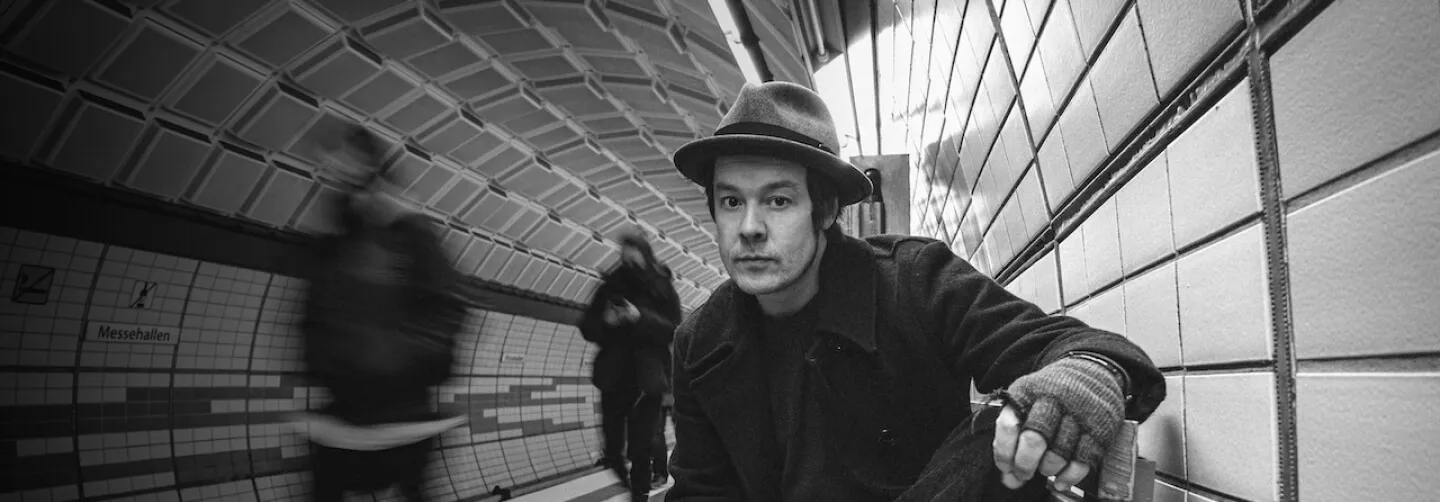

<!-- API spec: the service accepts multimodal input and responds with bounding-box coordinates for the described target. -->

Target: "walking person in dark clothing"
[650,391,674,488]
[663,82,1166,501]
[293,123,468,502]
[581,230,682,502]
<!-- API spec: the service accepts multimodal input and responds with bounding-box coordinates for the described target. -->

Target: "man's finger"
[1053,460,1091,492]
[1012,430,1048,482]
[994,406,1025,489]
[1038,450,1067,478]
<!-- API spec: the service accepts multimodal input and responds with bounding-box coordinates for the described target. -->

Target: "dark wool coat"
[666,235,1166,501]
[580,261,683,395]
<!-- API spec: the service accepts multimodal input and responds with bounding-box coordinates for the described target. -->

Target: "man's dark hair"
[704,166,844,241]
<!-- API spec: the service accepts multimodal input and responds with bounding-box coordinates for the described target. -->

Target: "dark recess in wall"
[0,161,584,325]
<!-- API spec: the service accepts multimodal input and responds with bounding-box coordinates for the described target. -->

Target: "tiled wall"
[1,226,605,502]
[880,0,1439,501]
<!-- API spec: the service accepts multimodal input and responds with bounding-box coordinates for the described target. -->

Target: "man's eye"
[719,196,741,208]
[769,197,792,208]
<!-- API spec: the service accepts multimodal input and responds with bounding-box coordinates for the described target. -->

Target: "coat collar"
[683,234,879,498]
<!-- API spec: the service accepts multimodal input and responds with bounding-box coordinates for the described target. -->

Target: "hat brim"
[673,134,871,206]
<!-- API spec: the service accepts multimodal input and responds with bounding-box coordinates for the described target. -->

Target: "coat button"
[878,429,898,446]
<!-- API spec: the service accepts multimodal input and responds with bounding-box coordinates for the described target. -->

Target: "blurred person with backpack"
[293,123,469,502]
[580,231,682,502]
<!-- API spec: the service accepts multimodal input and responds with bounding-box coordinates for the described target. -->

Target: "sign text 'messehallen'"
[85,321,181,345]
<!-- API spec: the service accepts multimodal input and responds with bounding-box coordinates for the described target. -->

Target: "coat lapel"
[687,286,781,499]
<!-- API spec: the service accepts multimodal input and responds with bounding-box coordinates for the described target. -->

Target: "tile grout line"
[1242,0,1299,500]
[71,242,111,502]
[243,272,276,500]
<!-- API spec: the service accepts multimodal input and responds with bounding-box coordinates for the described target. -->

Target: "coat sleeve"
[629,279,682,346]
[901,239,1166,421]
[665,320,744,501]
[579,281,616,345]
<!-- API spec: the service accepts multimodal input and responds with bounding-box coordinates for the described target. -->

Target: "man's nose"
[738,206,766,242]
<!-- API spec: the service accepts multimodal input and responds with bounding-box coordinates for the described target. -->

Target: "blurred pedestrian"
[294,123,469,502]
[580,230,682,502]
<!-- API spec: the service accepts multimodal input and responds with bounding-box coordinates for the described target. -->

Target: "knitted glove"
[1001,356,1126,468]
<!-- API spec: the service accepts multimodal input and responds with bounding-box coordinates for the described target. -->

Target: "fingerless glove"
[1002,356,1126,467]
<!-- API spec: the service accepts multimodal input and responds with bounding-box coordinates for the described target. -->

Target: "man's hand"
[990,355,1127,493]
[602,299,641,326]
[993,405,1090,492]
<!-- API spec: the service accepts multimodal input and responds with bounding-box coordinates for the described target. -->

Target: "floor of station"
[509,469,672,502]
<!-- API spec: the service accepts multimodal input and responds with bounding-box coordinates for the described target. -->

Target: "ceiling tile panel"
[418,111,484,155]
[45,97,146,182]
[527,3,628,52]
[610,16,691,70]
[234,7,332,68]
[474,89,543,123]
[547,269,576,297]
[523,123,581,151]
[442,66,512,101]
[283,113,354,165]
[96,20,203,101]
[638,114,691,133]
[293,37,384,101]
[459,188,506,227]
[537,179,584,209]
[653,64,710,96]
[433,176,481,214]
[407,40,486,80]
[598,174,650,204]
[536,81,619,117]
[362,6,453,61]
[169,55,266,126]
[6,1,128,78]
[0,71,66,160]
[520,214,571,252]
[190,147,267,213]
[556,193,608,224]
[500,204,545,239]
[246,168,312,226]
[576,162,628,187]
[450,131,507,165]
[234,85,321,152]
[125,126,212,200]
[584,54,648,76]
[165,0,273,37]
[403,163,457,204]
[672,2,725,45]
[510,54,581,80]
[690,47,745,96]
[474,242,512,280]
[580,115,638,134]
[532,260,562,293]
[504,108,564,136]
[499,252,535,286]
[456,235,491,274]
[547,139,603,167]
[294,184,348,234]
[441,1,528,35]
[477,28,554,55]
[473,145,529,178]
[341,70,418,115]
[602,78,674,114]
[382,92,449,134]
[498,160,565,200]
[597,131,657,161]
[311,0,406,23]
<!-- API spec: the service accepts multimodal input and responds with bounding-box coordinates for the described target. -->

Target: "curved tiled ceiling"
[0,0,812,311]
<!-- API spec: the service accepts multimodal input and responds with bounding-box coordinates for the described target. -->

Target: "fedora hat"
[673,81,872,205]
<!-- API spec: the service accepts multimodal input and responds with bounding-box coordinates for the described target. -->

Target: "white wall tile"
[1297,373,1440,502]
[1176,225,1271,365]
[1289,150,1440,359]
[1184,372,1277,502]
[1166,79,1260,249]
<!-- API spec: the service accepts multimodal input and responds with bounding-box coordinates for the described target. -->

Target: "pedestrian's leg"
[601,388,637,486]
[309,443,346,502]
[393,438,434,502]
[650,406,669,484]
[627,393,662,500]
[893,406,1051,502]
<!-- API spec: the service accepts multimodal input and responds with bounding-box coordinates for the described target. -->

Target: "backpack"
[303,216,465,386]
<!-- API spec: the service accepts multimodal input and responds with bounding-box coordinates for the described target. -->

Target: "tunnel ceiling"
[0,0,812,311]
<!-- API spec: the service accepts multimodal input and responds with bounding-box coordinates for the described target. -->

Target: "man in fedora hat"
[664,81,1166,501]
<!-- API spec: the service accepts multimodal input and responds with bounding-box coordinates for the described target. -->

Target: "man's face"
[712,155,824,297]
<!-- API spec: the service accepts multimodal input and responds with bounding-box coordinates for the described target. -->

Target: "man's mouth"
[733,256,774,264]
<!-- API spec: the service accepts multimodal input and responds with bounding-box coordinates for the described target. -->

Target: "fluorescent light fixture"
[707,0,764,84]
